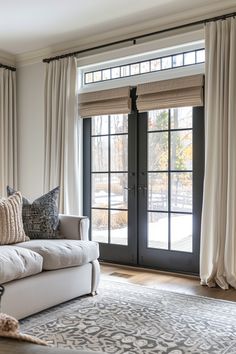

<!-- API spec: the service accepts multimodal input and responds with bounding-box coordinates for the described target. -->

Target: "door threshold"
[100,261,199,280]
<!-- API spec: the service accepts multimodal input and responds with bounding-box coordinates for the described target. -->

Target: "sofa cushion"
[0,246,43,284]
[7,186,60,240]
[16,240,99,270]
[0,193,29,245]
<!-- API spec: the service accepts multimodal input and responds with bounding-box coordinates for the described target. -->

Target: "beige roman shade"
[79,86,131,117]
[137,74,204,111]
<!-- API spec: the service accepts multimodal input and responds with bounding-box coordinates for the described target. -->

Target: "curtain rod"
[0,63,16,72]
[43,10,236,63]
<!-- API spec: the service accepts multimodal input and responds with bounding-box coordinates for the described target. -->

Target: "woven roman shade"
[137,74,204,111]
[79,86,131,117]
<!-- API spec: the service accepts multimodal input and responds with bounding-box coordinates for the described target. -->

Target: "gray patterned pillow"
[7,186,61,239]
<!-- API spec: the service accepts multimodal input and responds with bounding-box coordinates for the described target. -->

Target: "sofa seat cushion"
[16,240,99,270]
[0,246,43,284]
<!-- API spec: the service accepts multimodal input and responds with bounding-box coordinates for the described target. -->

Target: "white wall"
[17,62,45,200]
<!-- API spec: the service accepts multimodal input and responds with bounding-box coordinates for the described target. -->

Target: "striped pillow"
[0,192,29,245]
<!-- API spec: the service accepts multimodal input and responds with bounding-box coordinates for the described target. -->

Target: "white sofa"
[0,215,100,320]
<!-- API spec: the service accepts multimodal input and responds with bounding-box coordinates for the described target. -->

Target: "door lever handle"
[124,186,134,191]
[138,185,147,191]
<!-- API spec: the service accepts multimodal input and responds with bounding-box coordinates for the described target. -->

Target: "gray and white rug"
[20,280,236,354]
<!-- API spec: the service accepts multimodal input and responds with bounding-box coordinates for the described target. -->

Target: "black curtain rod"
[43,10,236,63]
[0,63,16,72]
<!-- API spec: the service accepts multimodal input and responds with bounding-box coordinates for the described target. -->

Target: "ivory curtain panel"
[44,57,81,214]
[200,18,236,289]
[0,68,17,196]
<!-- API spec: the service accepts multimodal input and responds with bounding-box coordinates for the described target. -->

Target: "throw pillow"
[0,192,29,245]
[7,186,61,239]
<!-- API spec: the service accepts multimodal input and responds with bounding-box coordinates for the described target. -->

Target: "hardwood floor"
[100,262,236,302]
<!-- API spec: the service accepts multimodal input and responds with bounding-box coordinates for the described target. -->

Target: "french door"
[83,106,204,274]
[138,107,204,273]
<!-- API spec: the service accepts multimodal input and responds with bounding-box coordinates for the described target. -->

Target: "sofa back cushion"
[0,192,29,245]
[7,186,60,239]
[0,246,43,284]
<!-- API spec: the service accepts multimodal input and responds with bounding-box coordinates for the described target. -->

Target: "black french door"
[83,113,138,264]
[83,104,204,274]
[138,107,204,273]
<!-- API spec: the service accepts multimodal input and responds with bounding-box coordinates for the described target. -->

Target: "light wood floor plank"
[100,263,236,301]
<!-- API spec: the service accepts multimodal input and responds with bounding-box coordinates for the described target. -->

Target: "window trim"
[78,38,204,94]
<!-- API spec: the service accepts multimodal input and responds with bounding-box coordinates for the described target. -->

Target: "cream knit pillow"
[0,192,29,245]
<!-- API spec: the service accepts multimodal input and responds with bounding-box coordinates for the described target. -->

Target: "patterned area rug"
[20,280,236,354]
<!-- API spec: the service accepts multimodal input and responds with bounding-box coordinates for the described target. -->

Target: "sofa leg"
[91,291,97,296]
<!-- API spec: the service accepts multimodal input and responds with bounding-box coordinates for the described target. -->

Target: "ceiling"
[0,0,235,55]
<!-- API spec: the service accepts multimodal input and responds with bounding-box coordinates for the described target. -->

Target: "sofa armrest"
[59,214,89,241]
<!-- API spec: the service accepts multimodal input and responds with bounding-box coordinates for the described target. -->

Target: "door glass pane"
[110,173,128,209]
[94,71,102,82]
[171,213,192,252]
[121,65,130,77]
[92,136,108,172]
[111,67,120,79]
[92,116,109,135]
[140,61,150,73]
[171,130,192,170]
[171,172,192,212]
[148,212,168,249]
[110,114,128,134]
[92,174,108,208]
[184,51,196,65]
[148,110,168,131]
[161,56,172,69]
[85,72,93,84]
[196,49,205,63]
[102,69,111,80]
[91,209,108,243]
[110,135,128,171]
[148,132,168,171]
[170,107,192,129]
[110,210,128,245]
[172,54,183,67]
[148,173,168,211]
[150,59,161,71]
[130,63,140,75]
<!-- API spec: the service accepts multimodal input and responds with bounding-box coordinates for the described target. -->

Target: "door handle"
[138,185,147,192]
[124,186,135,191]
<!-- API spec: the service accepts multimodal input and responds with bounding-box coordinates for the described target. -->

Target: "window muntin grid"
[84,48,205,85]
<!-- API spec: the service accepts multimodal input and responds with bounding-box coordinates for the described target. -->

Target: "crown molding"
[15,0,236,67]
[16,47,51,67]
[0,50,16,67]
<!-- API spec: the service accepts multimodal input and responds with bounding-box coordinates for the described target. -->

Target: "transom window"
[84,48,205,85]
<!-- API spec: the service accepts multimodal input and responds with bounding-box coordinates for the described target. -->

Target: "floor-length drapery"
[200,18,236,289]
[44,57,81,215]
[0,68,17,197]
